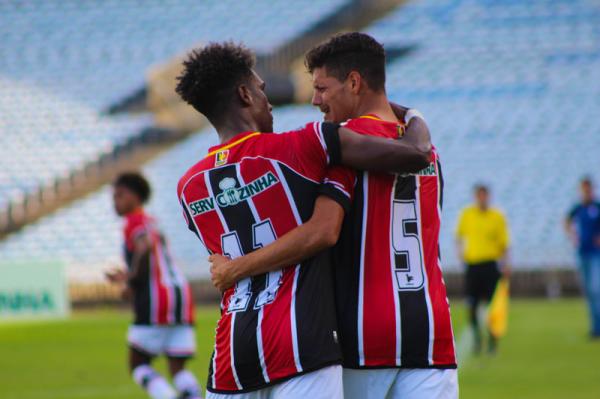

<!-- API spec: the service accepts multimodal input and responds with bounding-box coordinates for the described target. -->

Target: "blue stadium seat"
[365,0,600,268]
[0,0,350,209]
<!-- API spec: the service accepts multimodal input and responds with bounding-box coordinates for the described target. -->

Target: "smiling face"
[311,66,358,123]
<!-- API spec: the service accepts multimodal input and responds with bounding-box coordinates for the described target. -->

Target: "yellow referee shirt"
[455,205,510,264]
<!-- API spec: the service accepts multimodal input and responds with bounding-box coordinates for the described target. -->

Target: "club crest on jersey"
[397,124,405,137]
[215,149,229,167]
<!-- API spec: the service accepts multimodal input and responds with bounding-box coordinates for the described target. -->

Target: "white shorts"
[127,325,196,357]
[206,365,343,399]
[343,368,458,399]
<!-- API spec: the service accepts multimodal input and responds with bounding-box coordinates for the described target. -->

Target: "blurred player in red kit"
[107,172,202,399]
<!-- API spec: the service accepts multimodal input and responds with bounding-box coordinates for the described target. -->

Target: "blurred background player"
[455,184,510,354]
[106,172,201,399]
[565,177,600,339]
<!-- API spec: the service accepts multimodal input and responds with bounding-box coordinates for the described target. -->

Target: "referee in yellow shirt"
[456,184,510,354]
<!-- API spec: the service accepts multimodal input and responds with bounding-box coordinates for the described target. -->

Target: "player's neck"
[127,207,144,217]
[355,91,397,123]
[215,115,260,144]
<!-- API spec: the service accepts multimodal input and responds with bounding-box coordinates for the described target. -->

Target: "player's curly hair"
[176,42,255,122]
[114,172,151,204]
[305,32,386,91]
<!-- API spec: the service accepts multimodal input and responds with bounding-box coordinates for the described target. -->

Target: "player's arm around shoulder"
[337,109,432,173]
[209,195,345,291]
[495,208,512,277]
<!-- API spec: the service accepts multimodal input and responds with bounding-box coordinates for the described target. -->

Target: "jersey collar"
[358,113,384,121]
[206,131,261,158]
[358,114,405,136]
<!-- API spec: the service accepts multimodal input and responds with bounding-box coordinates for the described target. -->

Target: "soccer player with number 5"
[175,42,431,398]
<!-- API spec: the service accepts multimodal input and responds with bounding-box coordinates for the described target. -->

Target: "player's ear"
[237,84,253,107]
[348,71,362,94]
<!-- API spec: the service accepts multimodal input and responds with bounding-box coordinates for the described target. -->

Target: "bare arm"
[105,234,151,299]
[499,248,511,277]
[564,216,579,246]
[338,114,432,173]
[455,237,464,264]
[128,234,152,286]
[210,196,344,291]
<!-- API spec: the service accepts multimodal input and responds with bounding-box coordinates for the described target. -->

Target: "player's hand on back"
[209,254,236,292]
[389,102,409,122]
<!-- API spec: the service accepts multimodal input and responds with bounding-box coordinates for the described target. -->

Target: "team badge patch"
[215,150,229,166]
[397,124,405,137]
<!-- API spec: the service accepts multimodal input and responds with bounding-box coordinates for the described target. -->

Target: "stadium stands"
[2,0,599,280]
[0,106,322,281]
[0,0,349,107]
[0,77,152,209]
[0,0,350,209]
[365,0,600,268]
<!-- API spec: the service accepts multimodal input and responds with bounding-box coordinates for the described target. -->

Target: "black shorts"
[465,260,501,303]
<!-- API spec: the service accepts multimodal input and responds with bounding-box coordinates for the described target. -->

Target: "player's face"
[249,70,274,132]
[113,185,139,216]
[581,182,593,202]
[311,67,356,123]
[475,189,489,208]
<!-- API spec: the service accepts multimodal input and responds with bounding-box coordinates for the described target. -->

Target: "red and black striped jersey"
[325,116,457,369]
[123,210,194,326]
[177,123,344,394]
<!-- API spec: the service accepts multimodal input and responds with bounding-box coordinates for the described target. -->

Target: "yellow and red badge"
[215,149,229,167]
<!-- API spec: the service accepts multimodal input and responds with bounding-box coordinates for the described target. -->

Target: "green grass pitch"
[1,299,599,399]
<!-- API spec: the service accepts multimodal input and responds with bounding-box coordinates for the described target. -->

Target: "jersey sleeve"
[279,122,342,180]
[181,200,200,237]
[124,215,148,251]
[455,208,467,239]
[318,166,356,213]
[497,211,510,250]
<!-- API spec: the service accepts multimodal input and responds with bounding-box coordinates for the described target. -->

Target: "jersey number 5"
[391,200,425,291]
[221,219,283,313]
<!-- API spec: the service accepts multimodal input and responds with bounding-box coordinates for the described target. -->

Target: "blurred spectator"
[565,177,600,338]
[456,184,510,354]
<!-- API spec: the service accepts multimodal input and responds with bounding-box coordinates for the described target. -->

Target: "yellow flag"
[487,277,510,338]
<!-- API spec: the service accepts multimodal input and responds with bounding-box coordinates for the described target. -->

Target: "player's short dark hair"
[474,183,489,194]
[305,32,386,91]
[114,172,151,204]
[175,42,255,122]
